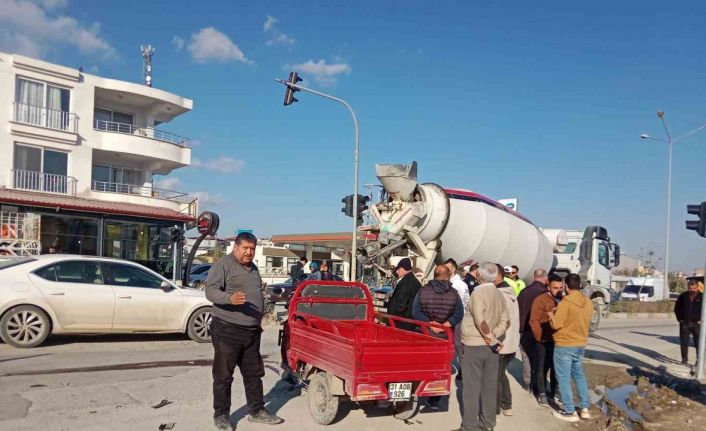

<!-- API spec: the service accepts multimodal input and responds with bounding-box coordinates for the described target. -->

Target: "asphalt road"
[0,317,686,431]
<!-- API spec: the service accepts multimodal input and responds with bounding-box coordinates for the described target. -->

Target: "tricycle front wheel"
[308,372,339,425]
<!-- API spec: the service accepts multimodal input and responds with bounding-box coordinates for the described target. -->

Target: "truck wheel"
[308,372,339,425]
[589,299,603,333]
[391,398,419,420]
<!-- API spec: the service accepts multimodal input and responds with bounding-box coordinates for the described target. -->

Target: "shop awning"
[0,187,195,222]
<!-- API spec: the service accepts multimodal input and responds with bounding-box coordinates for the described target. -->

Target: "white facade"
[0,52,197,216]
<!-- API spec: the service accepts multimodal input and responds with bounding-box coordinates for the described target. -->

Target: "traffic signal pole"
[686,202,706,379]
[276,77,360,281]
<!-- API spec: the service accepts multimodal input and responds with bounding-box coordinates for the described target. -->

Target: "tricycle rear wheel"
[308,372,339,425]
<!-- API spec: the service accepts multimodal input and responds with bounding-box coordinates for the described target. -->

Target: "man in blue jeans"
[547,273,593,422]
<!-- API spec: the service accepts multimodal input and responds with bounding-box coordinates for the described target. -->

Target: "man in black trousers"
[205,232,284,430]
[675,272,704,366]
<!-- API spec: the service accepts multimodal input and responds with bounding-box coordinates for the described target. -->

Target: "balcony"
[12,169,77,195]
[13,102,78,134]
[91,181,193,203]
[93,120,190,147]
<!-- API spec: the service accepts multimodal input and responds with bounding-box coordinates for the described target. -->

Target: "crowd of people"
[387,259,595,429]
[203,233,599,431]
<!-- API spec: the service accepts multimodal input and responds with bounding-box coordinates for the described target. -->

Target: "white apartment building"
[0,52,197,278]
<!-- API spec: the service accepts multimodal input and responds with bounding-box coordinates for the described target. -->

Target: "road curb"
[606,312,672,319]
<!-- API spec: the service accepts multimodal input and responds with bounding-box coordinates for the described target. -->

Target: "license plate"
[388,382,412,400]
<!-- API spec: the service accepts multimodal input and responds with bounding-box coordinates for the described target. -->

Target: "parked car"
[0,255,213,348]
[264,274,343,303]
[188,263,212,290]
[620,284,656,301]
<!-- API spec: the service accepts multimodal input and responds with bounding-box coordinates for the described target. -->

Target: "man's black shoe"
[213,414,232,430]
[537,394,549,407]
[248,409,284,425]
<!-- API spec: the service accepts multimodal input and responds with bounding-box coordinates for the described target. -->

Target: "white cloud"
[263,15,295,47]
[263,15,277,32]
[191,156,245,174]
[288,59,351,86]
[187,27,251,64]
[0,0,116,59]
[193,192,226,207]
[171,35,184,51]
[154,176,182,190]
[267,33,295,47]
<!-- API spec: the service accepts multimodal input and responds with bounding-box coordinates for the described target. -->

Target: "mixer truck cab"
[551,226,620,332]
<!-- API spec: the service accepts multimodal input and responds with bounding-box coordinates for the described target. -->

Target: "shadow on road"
[630,331,680,345]
[230,378,302,427]
[589,333,682,366]
[41,332,192,346]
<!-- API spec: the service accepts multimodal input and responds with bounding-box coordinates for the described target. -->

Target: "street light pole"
[276,78,360,281]
[641,112,706,299]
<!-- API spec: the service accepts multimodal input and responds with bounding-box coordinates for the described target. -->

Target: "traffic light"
[283,72,302,106]
[341,195,354,217]
[170,227,182,243]
[357,194,370,225]
[686,202,706,238]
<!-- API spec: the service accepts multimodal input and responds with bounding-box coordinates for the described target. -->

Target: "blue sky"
[3,0,706,271]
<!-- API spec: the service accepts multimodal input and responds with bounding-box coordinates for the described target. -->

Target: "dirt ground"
[574,363,706,431]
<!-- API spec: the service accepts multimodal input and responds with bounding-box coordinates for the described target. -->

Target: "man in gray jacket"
[205,232,283,430]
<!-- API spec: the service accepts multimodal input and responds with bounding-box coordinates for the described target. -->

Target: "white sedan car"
[0,255,213,348]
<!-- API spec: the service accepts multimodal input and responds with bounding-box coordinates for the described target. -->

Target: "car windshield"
[0,257,36,270]
[191,265,210,275]
[623,285,649,294]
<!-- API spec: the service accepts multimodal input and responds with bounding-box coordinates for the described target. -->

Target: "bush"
[610,300,674,313]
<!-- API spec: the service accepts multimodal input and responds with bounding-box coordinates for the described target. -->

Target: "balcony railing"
[13,102,78,133]
[91,180,193,203]
[93,120,190,147]
[12,169,77,195]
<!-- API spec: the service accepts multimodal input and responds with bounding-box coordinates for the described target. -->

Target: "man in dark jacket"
[289,257,307,287]
[413,264,464,410]
[517,268,549,393]
[675,275,704,365]
[387,258,422,329]
[463,263,480,295]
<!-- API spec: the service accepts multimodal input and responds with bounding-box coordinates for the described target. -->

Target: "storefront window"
[40,214,99,255]
[103,220,175,278]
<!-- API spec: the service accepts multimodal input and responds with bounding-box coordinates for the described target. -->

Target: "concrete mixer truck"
[357,162,619,331]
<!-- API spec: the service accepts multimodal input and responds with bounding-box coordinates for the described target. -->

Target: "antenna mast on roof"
[141,45,155,87]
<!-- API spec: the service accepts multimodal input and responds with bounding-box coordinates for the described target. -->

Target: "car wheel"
[0,305,51,348]
[187,307,212,343]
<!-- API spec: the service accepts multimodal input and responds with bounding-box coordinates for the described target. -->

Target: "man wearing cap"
[675,271,704,365]
[387,258,422,330]
[504,265,526,296]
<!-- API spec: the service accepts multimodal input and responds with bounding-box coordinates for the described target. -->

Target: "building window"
[13,144,69,193]
[91,164,143,193]
[40,214,99,255]
[94,107,134,132]
[15,77,71,130]
[103,220,174,278]
[266,256,284,268]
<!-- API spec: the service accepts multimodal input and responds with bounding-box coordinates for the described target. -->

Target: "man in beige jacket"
[454,262,509,431]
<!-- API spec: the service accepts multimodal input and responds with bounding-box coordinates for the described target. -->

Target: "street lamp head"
[640,134,650,139]
[657,111,665,119]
